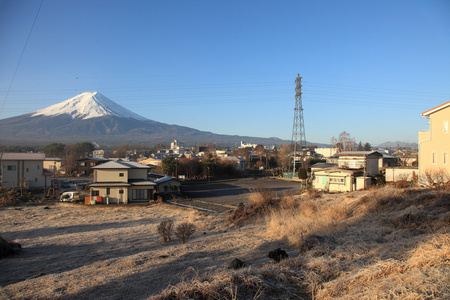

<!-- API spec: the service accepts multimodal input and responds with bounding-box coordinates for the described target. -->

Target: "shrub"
[421,168,450,190]
[157,219,174,243]
[175,222,196,244]
[0,187,20,206]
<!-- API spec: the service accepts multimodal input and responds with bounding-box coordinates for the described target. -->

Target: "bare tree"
[175,222,196,244]
[157,219,174,243]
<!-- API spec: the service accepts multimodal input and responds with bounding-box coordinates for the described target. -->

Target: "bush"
[0,187,20,206]
[157,219,174,243]
[175,222,196,244]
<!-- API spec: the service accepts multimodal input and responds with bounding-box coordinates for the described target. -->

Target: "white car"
[60,192,80,202]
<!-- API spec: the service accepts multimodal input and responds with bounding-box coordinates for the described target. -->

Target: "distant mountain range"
[376,141,418,149]
[0,92,294,146]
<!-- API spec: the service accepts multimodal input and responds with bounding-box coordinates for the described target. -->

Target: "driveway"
[173,177,302,213]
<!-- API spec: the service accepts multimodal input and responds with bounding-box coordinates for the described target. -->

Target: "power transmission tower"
[291,74,306,177]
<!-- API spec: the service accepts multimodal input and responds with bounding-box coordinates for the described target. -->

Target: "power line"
[0,0,44,118]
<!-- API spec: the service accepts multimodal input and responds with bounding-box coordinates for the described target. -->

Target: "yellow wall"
[419,106,450,180]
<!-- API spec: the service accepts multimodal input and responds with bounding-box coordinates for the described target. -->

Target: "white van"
[60,192,80,202]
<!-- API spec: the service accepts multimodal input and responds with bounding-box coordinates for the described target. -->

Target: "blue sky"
[0,0,449,146]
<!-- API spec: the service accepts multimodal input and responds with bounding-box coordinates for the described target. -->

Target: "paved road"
[172,177,302,213]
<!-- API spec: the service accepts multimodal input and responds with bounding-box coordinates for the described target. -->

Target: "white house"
[1,153,51,189]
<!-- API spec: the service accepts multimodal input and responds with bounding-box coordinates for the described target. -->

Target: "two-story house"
[77,158,110,176]
[311,151,382,192]
[418,101,450,182]
[89,161,155,204]
[0,153,51,189]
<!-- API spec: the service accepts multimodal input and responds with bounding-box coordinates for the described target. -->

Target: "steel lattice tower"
[291,74,306,175]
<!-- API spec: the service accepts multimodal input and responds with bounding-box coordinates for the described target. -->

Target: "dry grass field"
[1,185,449,299]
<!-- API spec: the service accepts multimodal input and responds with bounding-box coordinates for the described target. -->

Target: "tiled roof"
[337,151,382,157]
[91,161,150,169]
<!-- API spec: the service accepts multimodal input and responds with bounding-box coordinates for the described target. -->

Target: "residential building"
[0,153,51,189]
[148,173,181,194]
[311,163,364,192]
[418,101,450,180]
[138,157,162,167]
[43,157,63,173]
[240,141,258,149]
[77,158,110,176]
[89,161,155,204]
[315,147,339,158]
[311,151,382,192]
[337,151,382,176]
[220,156,246,170]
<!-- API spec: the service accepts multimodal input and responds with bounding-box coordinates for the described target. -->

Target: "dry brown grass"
[154,186,449,300]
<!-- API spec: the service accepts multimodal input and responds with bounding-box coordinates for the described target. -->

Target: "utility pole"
[291,74,306,177]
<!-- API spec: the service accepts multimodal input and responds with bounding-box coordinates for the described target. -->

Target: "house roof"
[337,151,383,157]
[88,182,131,187]
[0,153,45,160]
[91,161,150,169]
[77,157,110,162]
[129,179,156,186]
[153,176,177,184]
[311,163,338,169]
[45,157,62,161]
[220,156,246,162]
[421,101,450,118]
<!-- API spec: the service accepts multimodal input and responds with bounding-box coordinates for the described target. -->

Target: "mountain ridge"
[0,92,294,146]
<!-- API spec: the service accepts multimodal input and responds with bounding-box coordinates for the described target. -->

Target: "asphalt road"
[173,177,302,213]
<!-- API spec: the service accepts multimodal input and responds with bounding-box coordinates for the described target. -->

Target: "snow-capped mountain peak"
[31,92,148,121]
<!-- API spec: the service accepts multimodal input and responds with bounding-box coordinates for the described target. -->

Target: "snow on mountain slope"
[31,92,148,121]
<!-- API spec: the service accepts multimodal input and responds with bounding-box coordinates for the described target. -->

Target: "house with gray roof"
[88,160,155,204]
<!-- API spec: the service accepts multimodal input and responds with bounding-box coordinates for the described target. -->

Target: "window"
[132,189,146,200]
[7,165,16,171]
[26,168,29,172]
[80,162,85,167]
[92,190,99,196]
[444,121,448,134]
[106,188,110,195]
[119,189,124,194]
[37,165,40,170]
[119,173,124,177]
[330,177,345,184]
[444,152,448,165]
[432,152,437,164]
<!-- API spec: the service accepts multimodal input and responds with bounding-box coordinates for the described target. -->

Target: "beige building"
[337,151,382,176]
[311,151,381,192]
[418,101,450,181]
[89,161,155,204]
[43,158,63,173]
[138,157,162,167]
[1,153,51,189]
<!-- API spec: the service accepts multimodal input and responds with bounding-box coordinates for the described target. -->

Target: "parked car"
[60,191,80,202]
[60,180,71,188]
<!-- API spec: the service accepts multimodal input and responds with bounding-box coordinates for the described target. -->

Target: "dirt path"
[0,202,289,299]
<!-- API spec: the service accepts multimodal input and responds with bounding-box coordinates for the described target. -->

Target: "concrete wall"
[385,168,418,182]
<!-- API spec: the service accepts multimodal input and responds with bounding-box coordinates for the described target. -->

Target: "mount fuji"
[0,92,286,146]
